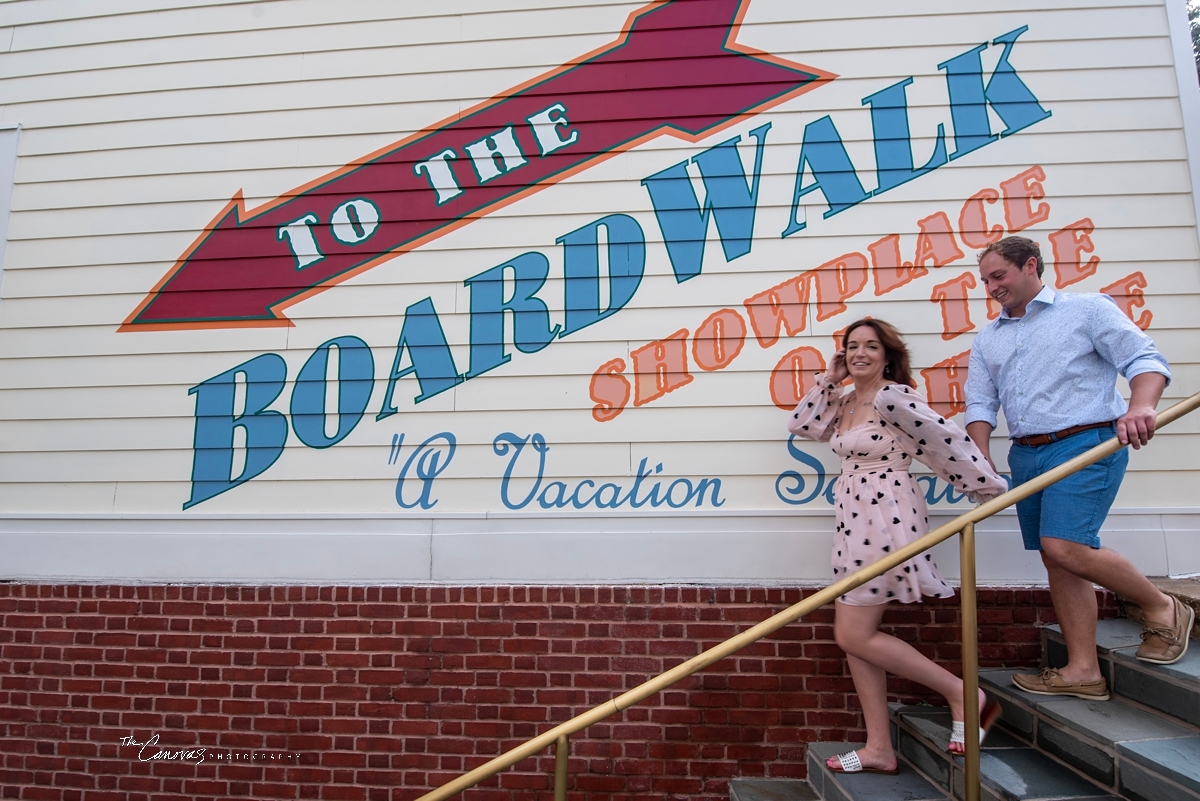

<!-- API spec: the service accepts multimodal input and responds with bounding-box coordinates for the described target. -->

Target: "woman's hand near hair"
[827,350,850,384]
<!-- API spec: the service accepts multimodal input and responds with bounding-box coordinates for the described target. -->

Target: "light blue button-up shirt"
[965,286,1171,439]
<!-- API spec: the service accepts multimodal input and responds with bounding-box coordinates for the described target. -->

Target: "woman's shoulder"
[875,382,939,417]
[876,382,918,399]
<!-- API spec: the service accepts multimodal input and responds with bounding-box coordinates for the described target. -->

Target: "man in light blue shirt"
[965,236,1185,701]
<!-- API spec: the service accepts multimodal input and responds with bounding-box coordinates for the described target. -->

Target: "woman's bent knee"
[835,622,875,655]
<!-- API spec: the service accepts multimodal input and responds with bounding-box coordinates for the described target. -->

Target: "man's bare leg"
[1041,538,1175,682]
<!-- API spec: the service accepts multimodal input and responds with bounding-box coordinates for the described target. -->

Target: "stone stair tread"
[890,706,1118,800]
[978,668,1195,745]
[1042,619,1200,730]
[971,746,1119,800]
[1037,695,1193,744]
[1045,618,1143,654]
[1047,618,1200,682]
[1116,736,1200,795]
[892,704,1031,752]
[806,741,947,800]
[1108,634,1200,683]
[729,778,820,801]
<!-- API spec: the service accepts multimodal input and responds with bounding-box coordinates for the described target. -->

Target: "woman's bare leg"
[841,649,896,770]
[832,601,985,761]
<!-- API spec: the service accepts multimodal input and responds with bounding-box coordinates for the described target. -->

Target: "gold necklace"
[847,385,884,415]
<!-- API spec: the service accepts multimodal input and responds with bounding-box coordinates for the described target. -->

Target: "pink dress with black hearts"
[788,375,1008,606]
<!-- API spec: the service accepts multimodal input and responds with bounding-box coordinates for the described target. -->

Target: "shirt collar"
[998,284,1055,321]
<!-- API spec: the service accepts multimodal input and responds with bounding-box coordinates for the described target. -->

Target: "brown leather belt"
[1013,420,1115,447]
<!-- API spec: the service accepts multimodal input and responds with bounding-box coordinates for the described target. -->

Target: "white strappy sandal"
[826,749,899,775]
[948,699,1003,755]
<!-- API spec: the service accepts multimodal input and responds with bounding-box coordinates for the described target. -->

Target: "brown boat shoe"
[1137,596,1195,665]
[1011,668,1110,701]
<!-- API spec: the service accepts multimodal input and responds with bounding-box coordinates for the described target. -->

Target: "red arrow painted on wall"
[123,0,833,330]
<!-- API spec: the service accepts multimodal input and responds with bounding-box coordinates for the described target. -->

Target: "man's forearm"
[1118,371,1167,448]
[1128,372,1167,411]
[966,421,995,468]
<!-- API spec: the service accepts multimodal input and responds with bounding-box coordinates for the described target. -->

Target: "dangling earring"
[884,363,893,378]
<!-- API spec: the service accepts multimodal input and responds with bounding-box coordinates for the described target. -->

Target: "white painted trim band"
[2,508,1196,585]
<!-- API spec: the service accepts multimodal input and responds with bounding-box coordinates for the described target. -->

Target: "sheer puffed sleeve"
[875,383,1008,503]
[787,373,845,443]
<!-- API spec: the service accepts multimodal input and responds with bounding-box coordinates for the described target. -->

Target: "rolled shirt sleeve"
[1089,295,1171,386]
[964,336,1000,430]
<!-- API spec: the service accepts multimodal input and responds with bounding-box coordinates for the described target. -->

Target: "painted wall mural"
[156,6,1127,512]
[1,0,1197,581]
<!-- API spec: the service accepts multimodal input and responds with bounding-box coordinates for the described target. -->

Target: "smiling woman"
[787,318,1008,772]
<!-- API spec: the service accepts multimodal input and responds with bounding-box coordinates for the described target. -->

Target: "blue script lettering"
[777,436,991,506]
[776,436,835,506]
[494,433,724,510]
[395,432,456,509]
[916,475,963,505]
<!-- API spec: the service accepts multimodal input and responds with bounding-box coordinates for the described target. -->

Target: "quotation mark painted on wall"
[388,433,405,465]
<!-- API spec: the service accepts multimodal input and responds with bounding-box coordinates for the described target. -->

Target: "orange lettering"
[1049,218,1099,288]
[958,187,1003,249]
[631,329,694,406]
[809,252,869,321]
[692,308,747,372]
[913,211,965,269]
[590,358,630,423]
[743,276,811,347]
[1000,165,1050,233]
[930,272,977,341]
[1101,271,1152,330]
[920,350,970,418]
[770,346,827,411]
[745,253,869,344]
[869,234,926,295]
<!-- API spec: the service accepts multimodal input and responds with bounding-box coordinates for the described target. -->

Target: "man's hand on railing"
[1119,373,1168,449]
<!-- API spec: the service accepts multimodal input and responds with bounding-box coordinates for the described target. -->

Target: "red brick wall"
[0,585,1116,801]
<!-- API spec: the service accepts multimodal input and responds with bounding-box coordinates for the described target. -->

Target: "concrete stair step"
[980,663,1200,799]
[1043,617,1200,729]
[732,615,1200,801]
[805,740,949,801]
[891,704,1119,801]
[729,778,820,801]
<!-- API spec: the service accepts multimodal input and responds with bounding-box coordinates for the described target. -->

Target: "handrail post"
[554,734,569,801]
[960,522,981,801]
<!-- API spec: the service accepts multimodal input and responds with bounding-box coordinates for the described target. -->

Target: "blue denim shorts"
[1007,425,1127,551]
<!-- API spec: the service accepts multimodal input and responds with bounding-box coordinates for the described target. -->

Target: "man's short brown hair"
[977,235,1044,277]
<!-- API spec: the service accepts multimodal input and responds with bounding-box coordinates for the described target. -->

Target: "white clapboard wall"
[0,0,1198,582]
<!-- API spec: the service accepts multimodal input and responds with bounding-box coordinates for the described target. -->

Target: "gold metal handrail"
[416,391,1200,801]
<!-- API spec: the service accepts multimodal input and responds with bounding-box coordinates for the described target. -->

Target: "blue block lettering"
[938,26,1051,161]
[185,354,288,509]
[782,116,870,237]
[862,78,948,195]
[558,214,646,337]
[641,123,770,282]
[464,252,561,379]
[376,297,463,420]
[291,336,375,448]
